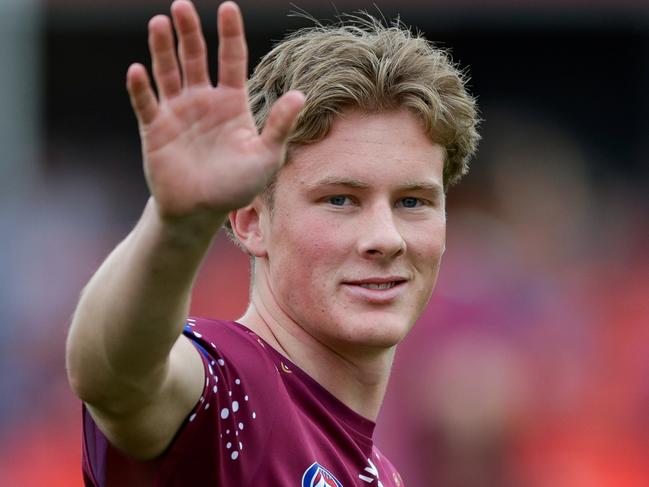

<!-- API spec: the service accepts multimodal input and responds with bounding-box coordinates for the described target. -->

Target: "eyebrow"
[304,177,443,196]
[304,177,369,190]
[400,182,444,196]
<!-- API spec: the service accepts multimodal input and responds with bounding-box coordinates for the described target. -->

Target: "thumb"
[260,90,306,155]
[126,63,159,127]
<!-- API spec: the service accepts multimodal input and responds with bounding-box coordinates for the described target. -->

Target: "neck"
[238,274,395,421]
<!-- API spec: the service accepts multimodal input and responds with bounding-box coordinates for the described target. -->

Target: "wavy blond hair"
[248,12,480,194]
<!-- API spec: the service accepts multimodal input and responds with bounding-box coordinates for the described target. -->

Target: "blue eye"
[400,197,421,208]
[328,195,350,206]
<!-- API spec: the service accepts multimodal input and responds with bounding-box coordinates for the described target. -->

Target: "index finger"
[217,2,248,88]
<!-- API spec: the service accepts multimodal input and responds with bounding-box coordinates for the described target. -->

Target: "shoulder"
[183,317,267,358]
[82,317,286,486]
[181,316,285,437]
[182,317,280,388]
[370,446,406,487]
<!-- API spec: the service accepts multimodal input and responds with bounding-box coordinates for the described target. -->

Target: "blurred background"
[1,0,647,485]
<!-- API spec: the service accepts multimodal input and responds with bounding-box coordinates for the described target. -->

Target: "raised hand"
[126,0,304,222]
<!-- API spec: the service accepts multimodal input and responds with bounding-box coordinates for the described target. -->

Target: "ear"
[229,199,268,258]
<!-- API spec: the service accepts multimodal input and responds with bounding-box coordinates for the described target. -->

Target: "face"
[258,109,446,353]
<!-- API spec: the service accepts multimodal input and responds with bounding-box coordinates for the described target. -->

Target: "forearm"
[66,196,224,410]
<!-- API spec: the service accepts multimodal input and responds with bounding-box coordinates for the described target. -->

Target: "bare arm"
[65,0,304,460]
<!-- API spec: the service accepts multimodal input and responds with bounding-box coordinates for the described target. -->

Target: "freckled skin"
[257,109,446,354]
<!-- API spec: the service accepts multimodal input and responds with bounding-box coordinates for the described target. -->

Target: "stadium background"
[0,0,648,485]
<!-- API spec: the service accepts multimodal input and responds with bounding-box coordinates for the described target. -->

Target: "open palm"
[127,1,304,221]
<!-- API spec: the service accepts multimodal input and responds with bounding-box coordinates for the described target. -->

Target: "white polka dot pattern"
[184,321,258,462]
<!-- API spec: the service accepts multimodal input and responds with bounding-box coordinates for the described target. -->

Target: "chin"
[329,313,413,351]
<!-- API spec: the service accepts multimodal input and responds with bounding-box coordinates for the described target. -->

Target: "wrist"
[143,197,226,250]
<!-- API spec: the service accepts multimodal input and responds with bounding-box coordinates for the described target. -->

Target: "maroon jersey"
[82,318,405,486]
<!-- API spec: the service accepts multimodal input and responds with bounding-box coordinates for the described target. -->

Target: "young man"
[66,1,479,485]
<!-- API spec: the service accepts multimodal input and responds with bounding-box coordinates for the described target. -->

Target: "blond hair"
[249,13,480,192]
[226,14,480,244]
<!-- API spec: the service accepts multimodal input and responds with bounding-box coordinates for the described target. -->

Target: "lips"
[344,276,407,286]
[358,282,398,290]
[341,277,408,303]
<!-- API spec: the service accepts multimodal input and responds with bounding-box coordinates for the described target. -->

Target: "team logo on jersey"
[301,462,344,487]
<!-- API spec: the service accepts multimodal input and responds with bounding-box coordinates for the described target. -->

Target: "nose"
[356,203,406,259]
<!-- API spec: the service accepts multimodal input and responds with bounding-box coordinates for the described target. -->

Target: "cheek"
[269,217,341,301]
[278,210,349,261]
[408,226,446,297]
[410,221,446,260]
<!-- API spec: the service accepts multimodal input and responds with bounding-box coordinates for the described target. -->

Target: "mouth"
[341,277,408,303]
[344,276,408,286]
[357,281,401,290]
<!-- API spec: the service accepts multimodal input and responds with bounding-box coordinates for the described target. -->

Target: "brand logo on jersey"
[301,462,344,487]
